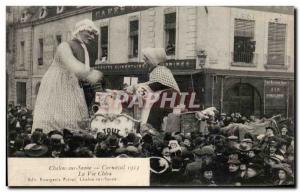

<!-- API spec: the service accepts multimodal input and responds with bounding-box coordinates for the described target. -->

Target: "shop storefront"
[95,62,294,119]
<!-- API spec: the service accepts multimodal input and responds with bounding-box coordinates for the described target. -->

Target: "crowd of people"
[7,102,295,187]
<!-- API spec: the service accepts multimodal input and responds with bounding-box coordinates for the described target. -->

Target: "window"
[129,20,139,58]
[267,23,286,66]
[99,26,108,62]
[35,82,41,95]
[20,41,25,67]
[6,28,10,52]
[123,77,138,88]
[39,7,47,19]
[233,19,256,64]
[6,7,11,13]
[56,35,62,46]
[16,82,26,106]
[20,11,28,23]
[57,6,64,14]
[164,12,176,56]
[38,38,43,65]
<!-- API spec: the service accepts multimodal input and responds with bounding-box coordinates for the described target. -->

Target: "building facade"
[6,6,294,118]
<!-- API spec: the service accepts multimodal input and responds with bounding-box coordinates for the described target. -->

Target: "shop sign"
[264,80,287,107]
[92,6,152,21]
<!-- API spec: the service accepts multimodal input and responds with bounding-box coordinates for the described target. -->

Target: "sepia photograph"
[6,5,295,187]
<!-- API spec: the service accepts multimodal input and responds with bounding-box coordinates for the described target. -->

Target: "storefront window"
[164,12,176,56]
[267,23,286,66]
[123,77,138,88]
[16,82,26,106]
[233,19,256,64]
[129,20,139,58]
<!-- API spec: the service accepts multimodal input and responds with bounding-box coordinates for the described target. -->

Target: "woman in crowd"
[32,19,102,134]
[273,164,294,186]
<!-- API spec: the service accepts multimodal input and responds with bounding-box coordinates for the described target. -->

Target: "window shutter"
[267,23,286,65]
[234,19,255,37]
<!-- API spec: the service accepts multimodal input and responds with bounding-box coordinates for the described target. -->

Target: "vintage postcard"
[6,6,295,187]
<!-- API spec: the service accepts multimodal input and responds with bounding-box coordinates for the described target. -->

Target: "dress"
[32,41,89,134]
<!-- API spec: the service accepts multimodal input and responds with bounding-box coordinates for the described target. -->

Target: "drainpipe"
[220,76,224,113]
[29,22,34,109]
[286,81,289,118]
[211,74,214,106]
[263,80,266,115]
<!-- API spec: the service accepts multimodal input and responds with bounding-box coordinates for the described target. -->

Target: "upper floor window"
[20,10,29,23]
[129,20,139,58]
[39,7,47,19]
[56,35,62,45]
[233,19,256,64]
[99,26,108,62]
[164,12,176,56]
[57,6,64,14]
[267,22,287,66]
[20,41,25,67]
[38,38,43,65]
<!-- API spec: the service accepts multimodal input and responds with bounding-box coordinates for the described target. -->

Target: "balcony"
[231,52,258,67]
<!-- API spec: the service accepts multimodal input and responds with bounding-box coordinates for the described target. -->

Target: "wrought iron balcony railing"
[231,52,258,65]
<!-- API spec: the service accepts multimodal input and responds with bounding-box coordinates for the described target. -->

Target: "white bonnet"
[142,48,167,66]
[72,19,99,37]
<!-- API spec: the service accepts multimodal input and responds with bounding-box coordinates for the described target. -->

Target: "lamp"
[196,49,207,69]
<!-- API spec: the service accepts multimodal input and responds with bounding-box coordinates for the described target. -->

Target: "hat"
[142,48,167,66]
[96,132,107,141]
[63,129,73,138]
[200,163,216,173]
[193,145,215,156]
[228,135,238,140]
[249,145,262,153]
[269,140,278,147]
[75,147,93,157]
[126,133,139,146]
[237,143,251,152]
[24,143,48,157]
[268,154,285,163]
[126,146,139,156]
[51,134,63,140]
[168,140,182,153]
[72,19,99,37]
[265,126,275,132]
[48,130,63,138]
[50,134,64,144]
[227,154,241,164]
[273,163,293,177]
[247,163,263,172]
[241,138,253,144]
[106,135,119,148]
[116,154,130,158]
